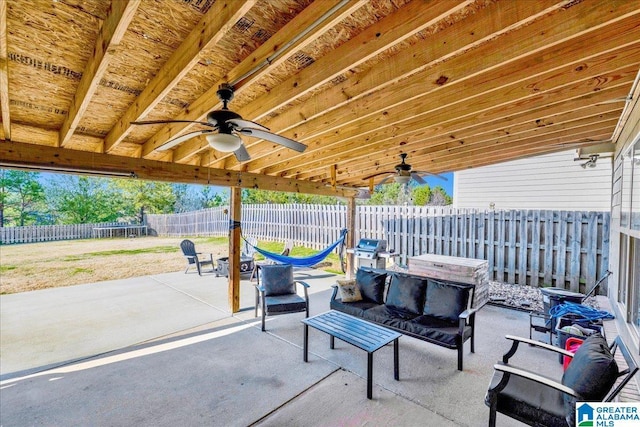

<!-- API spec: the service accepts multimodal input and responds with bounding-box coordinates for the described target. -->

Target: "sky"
[420,172,453,196]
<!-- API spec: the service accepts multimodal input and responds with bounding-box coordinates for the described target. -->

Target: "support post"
[346,197,356,279]
[229,186,241,313]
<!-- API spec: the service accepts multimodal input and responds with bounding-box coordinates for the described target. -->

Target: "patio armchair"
[254,263,310,332]
[180,239,215,276]
[485,334,638,427]
[249,239,293,282]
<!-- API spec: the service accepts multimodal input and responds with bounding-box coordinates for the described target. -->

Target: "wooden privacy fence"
[370,207,610,293]
[0,221,121,244]
[146,205,610,292]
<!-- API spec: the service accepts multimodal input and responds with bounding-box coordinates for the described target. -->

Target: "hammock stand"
[243,229,347,268]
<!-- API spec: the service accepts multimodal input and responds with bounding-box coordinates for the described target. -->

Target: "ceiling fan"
[364,153,448,185]
[131,83,307,162]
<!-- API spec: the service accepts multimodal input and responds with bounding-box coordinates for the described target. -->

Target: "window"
[619,235,628,307]
[621,151,633,227]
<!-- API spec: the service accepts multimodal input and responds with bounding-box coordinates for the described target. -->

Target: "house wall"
[609,91,640,358]
[453,150,612,210]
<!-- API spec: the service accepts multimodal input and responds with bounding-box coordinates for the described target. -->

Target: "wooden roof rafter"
[279,51,640,182]
[104,0,256,154]
[237,1,640,180]
[2,0,640,199]
[331,113,622,185]
[139,0,367,160]
[205,0,475,170]
[59,0,141,148]
[213,0,569,171]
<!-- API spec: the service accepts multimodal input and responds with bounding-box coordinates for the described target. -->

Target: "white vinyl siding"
[453,150,612,210]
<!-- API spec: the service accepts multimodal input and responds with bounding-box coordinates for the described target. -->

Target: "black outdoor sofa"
[330,267,481,371]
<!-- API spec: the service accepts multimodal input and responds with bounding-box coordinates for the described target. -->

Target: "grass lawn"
[0,236,343,294]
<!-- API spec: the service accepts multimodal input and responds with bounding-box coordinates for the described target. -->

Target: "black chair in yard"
[180,239,214,276]
[254,263,310,332]
[485,334,638,427]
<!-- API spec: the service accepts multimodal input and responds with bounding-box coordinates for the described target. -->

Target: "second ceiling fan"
[365,153,448,185]
[132,83,307,162]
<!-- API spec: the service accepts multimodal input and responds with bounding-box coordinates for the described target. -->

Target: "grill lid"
[355,239,387,258]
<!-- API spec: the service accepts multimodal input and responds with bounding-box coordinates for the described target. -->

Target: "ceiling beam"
[140,0,366,159]
[170,0,471,164]
[338,129,614,186]
[104,0,255,153]
[60,0,141,148]
[284,51,640,180]
[325,106,624,183]
[431,129,615,173]
[0,141,363,198]
[0,0,9,140]
[333,115,620,184]
[218,0,567,170]
[242,1,640,176]
[297,88,630,182]
[211,0,477,169]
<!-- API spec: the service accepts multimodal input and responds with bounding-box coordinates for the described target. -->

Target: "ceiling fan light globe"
[206,133,242,152]
[394,175,411,184]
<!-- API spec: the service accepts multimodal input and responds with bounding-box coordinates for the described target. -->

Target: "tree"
[427,186,452,205]
[110,179,178,221]
[366,183,415,205]
[47,175,121,224]
[365,182,452,206]
[0,170,47,226]
[201,186,228,207]
[241,189,340,205]
[412,185,431,206]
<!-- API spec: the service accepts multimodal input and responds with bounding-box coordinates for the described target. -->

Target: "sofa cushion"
[423,279,471,322]
[260,264,295,296]
[356,268,387,304]
[384,272,428,314]
[407,315,467,347]
[330,299,381,318]
[363,305,418,329]
[337,279,362,302]
[562,333,618,424]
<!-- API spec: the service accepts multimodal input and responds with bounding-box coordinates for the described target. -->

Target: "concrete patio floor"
[0,268,570,426]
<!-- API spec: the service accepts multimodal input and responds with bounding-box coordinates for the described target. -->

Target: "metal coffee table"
[302,310,401,399]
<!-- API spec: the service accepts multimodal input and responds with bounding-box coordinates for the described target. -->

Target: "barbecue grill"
[353,239,388,269]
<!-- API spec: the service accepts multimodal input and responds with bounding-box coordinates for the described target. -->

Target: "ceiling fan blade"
[378,174,395,184]
[236,127,307,152]
[413,171,448,181]
[233,144,251,162]
[410,173,427,185]
[131,119,215,128]
[362,171,393,180]
[227,118,269,131]
[156,130,214,151]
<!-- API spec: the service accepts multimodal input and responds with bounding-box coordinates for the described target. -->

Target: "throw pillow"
[423,279,471,322]
[336,279,362,302]
[562,334,618,425]
[385,272,428,314]
[356,268,387,304]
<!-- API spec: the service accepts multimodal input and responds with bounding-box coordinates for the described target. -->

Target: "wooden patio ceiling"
[1,0,639,198]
